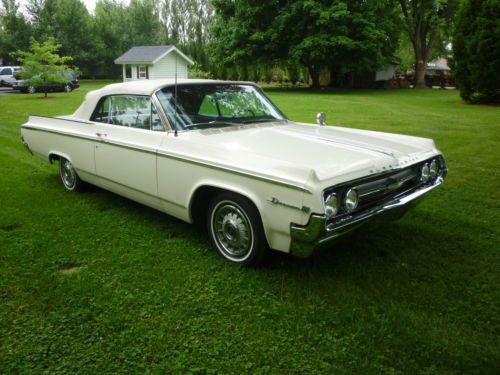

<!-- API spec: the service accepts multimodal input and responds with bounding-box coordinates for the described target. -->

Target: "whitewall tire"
[207,192,267,266]
[59,157,84,191]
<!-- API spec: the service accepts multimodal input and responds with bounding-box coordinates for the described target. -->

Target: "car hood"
[176,121,439,191]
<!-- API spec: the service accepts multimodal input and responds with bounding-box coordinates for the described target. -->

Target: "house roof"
[114,45,194,65]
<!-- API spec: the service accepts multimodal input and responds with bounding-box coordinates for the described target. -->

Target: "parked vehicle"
[0,66,21,86]
[20,79,447,266]
[12,71,79,93]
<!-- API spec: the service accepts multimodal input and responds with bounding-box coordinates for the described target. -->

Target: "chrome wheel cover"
[211,201,254,261]
[28,86,35,94]
[64,85,71,92]
[61,159,76,189]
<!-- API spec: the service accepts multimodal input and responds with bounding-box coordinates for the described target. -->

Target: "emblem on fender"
[268,197,310,213]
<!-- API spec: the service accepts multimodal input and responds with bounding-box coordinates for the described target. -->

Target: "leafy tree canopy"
[13,37,74,98]
[210,0,401,87]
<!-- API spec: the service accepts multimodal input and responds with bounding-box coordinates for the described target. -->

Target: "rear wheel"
[27,86,36,94]
[207,192,267,266]
[59,157,84,191]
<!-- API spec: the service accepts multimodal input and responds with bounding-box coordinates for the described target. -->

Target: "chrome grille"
[323,156,446,225]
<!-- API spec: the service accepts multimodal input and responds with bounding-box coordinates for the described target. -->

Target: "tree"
[0,0,32,65]
[13,37,73,98]
[399,0,457,88]
[93,0,130,78]
[25,0,98,77]
[453,0,500,103]
[210,0,400,88]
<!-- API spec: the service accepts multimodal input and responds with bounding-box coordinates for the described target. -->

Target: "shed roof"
[114,45,194,65]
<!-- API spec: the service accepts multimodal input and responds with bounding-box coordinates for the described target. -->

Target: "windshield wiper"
[183,120,240,129]
[241,118,287,124]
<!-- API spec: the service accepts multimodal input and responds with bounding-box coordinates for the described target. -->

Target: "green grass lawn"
[1,81,498,374]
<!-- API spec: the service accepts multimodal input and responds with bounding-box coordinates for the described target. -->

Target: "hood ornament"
[316,112,328,126]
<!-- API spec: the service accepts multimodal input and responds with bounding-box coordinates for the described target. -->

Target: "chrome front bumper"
[289,176,445,258]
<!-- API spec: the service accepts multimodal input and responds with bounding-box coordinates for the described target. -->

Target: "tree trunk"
[44,90,48,98]
[414,58,427,89]
[308,66,320,88]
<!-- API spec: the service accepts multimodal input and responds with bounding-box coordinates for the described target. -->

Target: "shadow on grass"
[43,172,464,280]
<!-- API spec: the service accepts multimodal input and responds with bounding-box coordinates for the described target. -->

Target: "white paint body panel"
[21,80,442,253]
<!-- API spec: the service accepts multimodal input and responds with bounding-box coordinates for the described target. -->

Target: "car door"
[90,95,164,198]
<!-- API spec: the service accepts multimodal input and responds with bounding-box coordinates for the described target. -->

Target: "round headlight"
[429,159,438,178]
[421,163,430,183]
[344,188,359,213]
[324,194,339,218]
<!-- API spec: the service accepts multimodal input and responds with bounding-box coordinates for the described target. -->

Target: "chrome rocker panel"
[290,176,445,258]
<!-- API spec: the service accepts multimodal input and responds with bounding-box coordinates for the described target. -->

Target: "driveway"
[0,87,19,94]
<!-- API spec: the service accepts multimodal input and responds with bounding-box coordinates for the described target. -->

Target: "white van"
[0,66,21,87]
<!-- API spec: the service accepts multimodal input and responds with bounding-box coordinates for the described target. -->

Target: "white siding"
[150,53,188,79]
[376,64,397,81]
[120,52,189,81]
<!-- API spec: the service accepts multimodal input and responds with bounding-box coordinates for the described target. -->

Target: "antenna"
[174,52,178,132]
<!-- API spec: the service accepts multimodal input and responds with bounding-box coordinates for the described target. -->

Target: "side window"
[109,95,151,129]
[0,68,12,76]
[92,95,164,131]
[90,97,111,123]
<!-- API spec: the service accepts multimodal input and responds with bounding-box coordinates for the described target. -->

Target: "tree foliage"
[453,0,500,104]
[0,0,32,64]
[13,37,73,98]
[210,0,401,87]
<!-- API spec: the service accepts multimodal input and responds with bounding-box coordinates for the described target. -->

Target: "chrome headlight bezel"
[324,193,339,219]
[344,188,359,213]
[429,159,438,179]
[421,163,430,183]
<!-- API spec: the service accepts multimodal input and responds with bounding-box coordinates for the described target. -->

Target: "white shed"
[114,45,194,82]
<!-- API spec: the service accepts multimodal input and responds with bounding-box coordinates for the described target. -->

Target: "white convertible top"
[72,79,256,121]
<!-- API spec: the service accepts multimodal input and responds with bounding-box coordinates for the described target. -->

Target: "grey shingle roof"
[114,45,174,64]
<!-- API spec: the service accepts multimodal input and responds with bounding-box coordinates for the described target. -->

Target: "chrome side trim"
[21,125,311,194]
[22,125,98,142]
[28,114,94,125]
[290,176,444,258]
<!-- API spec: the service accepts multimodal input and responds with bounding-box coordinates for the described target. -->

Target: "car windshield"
[155,84,286,131]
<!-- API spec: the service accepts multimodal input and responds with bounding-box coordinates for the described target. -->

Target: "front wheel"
[207,192,267,266]
[59,157,84,191]
[27,86,36,94]
[64,84,72,93]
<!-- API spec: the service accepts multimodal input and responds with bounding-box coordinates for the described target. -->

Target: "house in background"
[114,45,194,82]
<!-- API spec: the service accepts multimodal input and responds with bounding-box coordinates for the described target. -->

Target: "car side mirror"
[316,112,328,126]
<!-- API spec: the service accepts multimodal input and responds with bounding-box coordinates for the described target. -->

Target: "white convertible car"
[21,79,446,265]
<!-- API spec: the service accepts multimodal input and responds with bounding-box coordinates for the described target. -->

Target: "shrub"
[453,0,500,104]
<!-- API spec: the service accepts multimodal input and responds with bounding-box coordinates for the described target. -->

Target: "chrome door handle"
[96,132,107,137]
